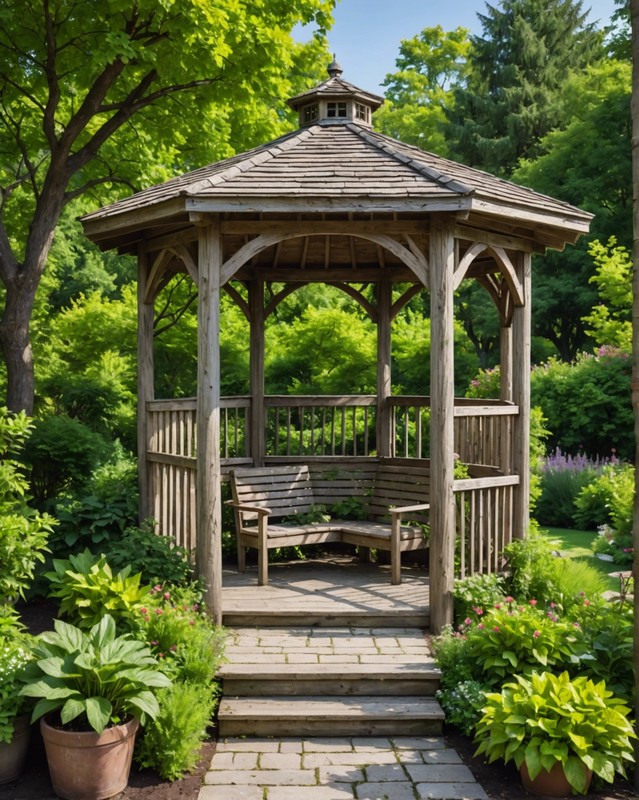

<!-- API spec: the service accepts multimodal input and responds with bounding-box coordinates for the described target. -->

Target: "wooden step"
[220,662,441,697]
[218,696,445,737]
[222,609,429,628]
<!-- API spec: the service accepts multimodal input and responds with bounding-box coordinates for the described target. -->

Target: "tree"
[450,0,604,176]
[0,0,334,413]
[512,59,632,359]
[375,26,470,155]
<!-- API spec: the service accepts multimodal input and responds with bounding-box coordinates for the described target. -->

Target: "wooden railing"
[454,468,520,578]
[389,396,517,471]
[265,395,377,458]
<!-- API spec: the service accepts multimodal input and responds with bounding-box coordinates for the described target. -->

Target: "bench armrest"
[389,503,430,517]
[228,502,272,516]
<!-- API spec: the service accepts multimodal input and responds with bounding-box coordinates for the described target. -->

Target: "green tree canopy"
[0,0,334,413]
[374,26,470,154]
[450,0,604,176]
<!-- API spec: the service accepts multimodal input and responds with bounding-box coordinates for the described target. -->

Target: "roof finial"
[327,55,343,79]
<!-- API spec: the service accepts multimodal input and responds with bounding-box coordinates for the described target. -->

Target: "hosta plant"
[474,671,636,795]
[19,615,171,734]
[45,549,149,629]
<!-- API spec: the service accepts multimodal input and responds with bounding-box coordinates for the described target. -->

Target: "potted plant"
[474,670,636,796]
[19,614,171,800]
[0,607,33,784]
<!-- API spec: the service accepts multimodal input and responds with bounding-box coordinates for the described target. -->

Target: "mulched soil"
[6,599,638,800]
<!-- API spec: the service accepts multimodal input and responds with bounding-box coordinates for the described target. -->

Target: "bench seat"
[229,462,430,585]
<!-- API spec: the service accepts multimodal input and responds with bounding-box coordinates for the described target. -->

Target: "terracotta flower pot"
[0,714,31,784]
[520,760,592,797]
[41,716,139,800]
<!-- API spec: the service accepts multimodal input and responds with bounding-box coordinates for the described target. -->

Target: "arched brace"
[264,283,307,319]
[453,243,488,291]
[454,241,525,312]
[219,230,430,287]
[476,274,515,327]
[327,282,377,321]
[223,282,250,321]
[390,284,423,321]
[144,249,175,304]
[170,245,199,284]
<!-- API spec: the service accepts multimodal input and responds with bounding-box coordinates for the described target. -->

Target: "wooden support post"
[500,325,513,403]
[249,280,265,466]
[137,249,155,523]
[197,221,223,624]
[376,280,392,457]
[512,252,532,540]
[429,215,456,633]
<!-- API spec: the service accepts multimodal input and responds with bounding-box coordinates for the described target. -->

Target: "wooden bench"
[228,461,430,586]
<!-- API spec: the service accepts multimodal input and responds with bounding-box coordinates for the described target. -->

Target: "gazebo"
[81,60,592,631]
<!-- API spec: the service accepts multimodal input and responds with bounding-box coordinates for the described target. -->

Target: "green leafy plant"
[134,682,217,780]
[0,607,34,743]
[462,600,583,688]
[436,679,487,736]
[45,549,150,629]
[453,573,504,624]
[19,615,171,734]
[474,671,636,795]
[502,535,558,605]
[283,505,330,524]
[0,408,54,603]
[103,520,195,585]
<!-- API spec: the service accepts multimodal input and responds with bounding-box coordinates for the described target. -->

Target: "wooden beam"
[220,220,430,236]
[429,216,457,633]
[197,221,223,625]
[376,280,392,457]
[237,267,416,283]
[511,252,532,539]
[249,281,266,466]
[454,223,536,253]
[137,249,155,523]
[186,196,473,215]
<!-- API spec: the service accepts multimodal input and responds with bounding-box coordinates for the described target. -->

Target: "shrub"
[436,680,487,736]
[574,461,633,531]
[453,573,504,624]
[432,628,475,690]
[0,409,54,603]
[45,549,149,629]
[0,608,34,742]
[502,535,558,604]
[103,520,194,586]
[462,601,584,688]
[134,682,217,780]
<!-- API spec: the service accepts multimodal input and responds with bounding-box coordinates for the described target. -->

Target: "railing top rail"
[265,395,378,407]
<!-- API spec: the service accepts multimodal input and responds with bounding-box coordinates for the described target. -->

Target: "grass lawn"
[540,526,628,593]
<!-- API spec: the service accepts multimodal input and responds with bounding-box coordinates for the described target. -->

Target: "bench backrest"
[369,461,430,523]
[230,465,314,522]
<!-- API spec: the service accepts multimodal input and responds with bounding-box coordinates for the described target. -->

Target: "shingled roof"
[82,65,592,253]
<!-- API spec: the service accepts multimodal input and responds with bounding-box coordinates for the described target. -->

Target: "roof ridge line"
[348,124,474,196]
[186,127,315,194]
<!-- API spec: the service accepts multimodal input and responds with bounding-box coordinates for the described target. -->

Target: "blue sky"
[307,0,619,92]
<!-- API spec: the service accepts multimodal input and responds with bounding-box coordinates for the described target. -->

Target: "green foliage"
[432,629,475,690]
[575,461,634,532]
[376,26,470,154]
[134,585,225,686]
[537,465,597,528]
[330,497,368,520]
[530,351,633,460]
[453,573,504,624]
[583,238,632,350]
[134,682,217,780]
[450,0,604,177]
[436,680,487,736]
[45,550,150,630]
[0,408,54,602]
[502,535,557,604]
[103,521,195,587]
[474,671,636,794]
[0,609,33,743]
[462,602,583,687]
[21,414,111,506]
[19,615,171,734]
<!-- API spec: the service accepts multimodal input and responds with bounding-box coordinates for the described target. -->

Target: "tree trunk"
[0,281,37,415]
[630,0,639,789]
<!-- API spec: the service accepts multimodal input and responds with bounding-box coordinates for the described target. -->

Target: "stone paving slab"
[199,736,489,800]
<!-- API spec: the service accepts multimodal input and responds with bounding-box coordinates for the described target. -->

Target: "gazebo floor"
[222,555,430,628]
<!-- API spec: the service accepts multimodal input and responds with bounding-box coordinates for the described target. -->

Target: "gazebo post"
[249,280,266,466]
[376,279,392,458]
[500,326,513,403]
[196,220,223,624]
[511,252,532,539]
[136,250,154,522]
[429,216,457,633]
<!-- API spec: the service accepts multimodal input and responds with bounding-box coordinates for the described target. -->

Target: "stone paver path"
[200,736,489,800]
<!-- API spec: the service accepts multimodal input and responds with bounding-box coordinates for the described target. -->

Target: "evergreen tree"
[450,0,604,176]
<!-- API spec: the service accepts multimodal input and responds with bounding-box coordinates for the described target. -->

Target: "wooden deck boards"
[221,556,430,627]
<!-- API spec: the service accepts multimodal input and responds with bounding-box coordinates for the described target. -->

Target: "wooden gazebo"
[81,60,592,631]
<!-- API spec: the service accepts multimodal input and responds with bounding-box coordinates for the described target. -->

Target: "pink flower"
[163,592,170,600]
[140,607,148,615]
[549,602,556,609]
[533,630,540,638]
[472,606,484,616]
[573,622,581,628]
[478,624,484,630]
[583,599,591,606]
[155,608,163,615]
[494,603,501,610]
[529,599,537,606]
[464,618,471,626]
[493,626,500,632]
[505,596,514,603]
[170,644,177,652]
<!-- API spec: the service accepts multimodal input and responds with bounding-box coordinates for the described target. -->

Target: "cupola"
[287,57,384,129]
